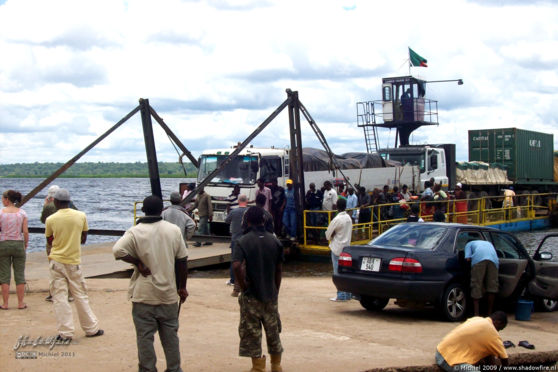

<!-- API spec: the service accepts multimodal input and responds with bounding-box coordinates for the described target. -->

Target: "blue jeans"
[132,302,182,372]
[198,216,210,236]
[282,207,297,238]
[435,350,479,372]
[331,252,351,300]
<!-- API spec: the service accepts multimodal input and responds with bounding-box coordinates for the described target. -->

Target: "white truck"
[195,145,421,230]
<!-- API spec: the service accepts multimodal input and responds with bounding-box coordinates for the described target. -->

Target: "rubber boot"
[270,353,282,372]
[250,355,266,372]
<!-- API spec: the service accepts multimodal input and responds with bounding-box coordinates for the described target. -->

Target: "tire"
[537,298,558,312]
[360,296,389,311]
[440,283,468,322]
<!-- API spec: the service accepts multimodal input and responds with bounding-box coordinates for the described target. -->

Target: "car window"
[371,224,448,250]
[490,232,528,259]
[455,231,484,252]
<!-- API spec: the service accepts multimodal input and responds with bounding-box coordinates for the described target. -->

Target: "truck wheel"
[537,298,558,312]
[360,296,389,311]
[440,283,467,322]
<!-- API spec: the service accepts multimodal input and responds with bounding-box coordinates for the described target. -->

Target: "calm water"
[0,178,194,252]
[0,178,556,256]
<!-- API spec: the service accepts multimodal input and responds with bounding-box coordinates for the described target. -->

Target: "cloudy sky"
[0,0,557,166]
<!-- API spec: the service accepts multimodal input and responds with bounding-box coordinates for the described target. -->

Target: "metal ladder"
[356,101,379,153]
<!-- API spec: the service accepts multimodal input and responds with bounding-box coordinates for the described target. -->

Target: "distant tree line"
[0,162,198,178]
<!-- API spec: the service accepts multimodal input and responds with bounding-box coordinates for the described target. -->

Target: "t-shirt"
[45,208,88,265]
[225,206,248,239]
[284,188,295,209]
[346,194,358,218]
[256,187,272,212]
[0,209,27,241]
[113,219,188,305]
[233,226,284,302]
[271,186,285,211]
[322,189,338,210]
[162,205,196,242]
[465,240,499,268]
[305,190,323,209]
[437,317,507,366]
[325,211,352,256]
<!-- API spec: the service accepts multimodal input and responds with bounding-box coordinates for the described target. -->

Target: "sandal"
[0,306,8,310]
[518,340,535,350]
[503,340,515,349]
[18,304,27,310]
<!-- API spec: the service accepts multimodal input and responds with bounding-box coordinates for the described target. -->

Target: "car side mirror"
[537,252,553,261]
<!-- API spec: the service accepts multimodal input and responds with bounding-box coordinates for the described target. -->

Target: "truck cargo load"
[456,161,512,185]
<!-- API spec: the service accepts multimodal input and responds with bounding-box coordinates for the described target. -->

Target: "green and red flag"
[409,47,428,67]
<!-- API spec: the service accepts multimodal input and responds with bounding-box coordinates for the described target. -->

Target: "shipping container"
[468,128,554,184]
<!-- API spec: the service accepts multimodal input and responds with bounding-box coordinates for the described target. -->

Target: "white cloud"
[0,0,557,166]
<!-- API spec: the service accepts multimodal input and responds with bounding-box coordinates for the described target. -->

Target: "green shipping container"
[468,128,554,183]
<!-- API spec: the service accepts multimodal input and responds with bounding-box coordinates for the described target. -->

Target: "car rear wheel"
[440,283,467,322]
[360,296,389,311]
[537,298,558,312]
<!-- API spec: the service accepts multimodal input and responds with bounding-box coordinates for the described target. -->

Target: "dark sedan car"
[333,223,558,321]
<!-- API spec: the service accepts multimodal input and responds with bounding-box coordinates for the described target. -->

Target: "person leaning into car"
[435,311,509,371]
[465,240,499,316]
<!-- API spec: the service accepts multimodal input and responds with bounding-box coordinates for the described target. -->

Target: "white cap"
[47,185,60,198]
[456,183,462,188]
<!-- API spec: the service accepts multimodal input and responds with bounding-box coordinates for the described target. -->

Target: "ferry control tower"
[357,76,441,152]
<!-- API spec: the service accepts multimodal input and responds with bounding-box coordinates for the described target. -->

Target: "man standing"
[45,188,103,341]
[436,311,509,371]
[225,194,248,295]
[269,178,285,237]
[282,179,297,241]
[465,240,500,316]
[321,181,337,211]
[191,187,213,247]
[113,195,188,372]
[325,198,352,302]
[162,192,196,246]
[254,178,272,213]
[226,185,241,213]
[305,183,323,241]
[345,187,358,222]
[233,206,284,372]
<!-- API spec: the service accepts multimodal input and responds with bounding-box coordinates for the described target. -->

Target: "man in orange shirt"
[436,311,509,371]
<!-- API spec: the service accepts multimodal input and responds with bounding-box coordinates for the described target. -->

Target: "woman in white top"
[0,190,29,310]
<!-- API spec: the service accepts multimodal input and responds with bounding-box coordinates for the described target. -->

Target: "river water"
[0,178,195,252]
[0,178,556,256]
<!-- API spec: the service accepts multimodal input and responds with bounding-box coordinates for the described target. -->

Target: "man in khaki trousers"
[45,188,103,341]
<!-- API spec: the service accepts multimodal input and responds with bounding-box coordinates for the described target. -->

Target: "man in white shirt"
[325,198,352,302]
[113,195,188,372]
[322,181,338,211]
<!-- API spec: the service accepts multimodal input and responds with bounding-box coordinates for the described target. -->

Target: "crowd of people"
[0,180,519,371]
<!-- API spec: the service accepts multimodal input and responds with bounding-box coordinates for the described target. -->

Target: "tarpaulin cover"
[302,148,387,172]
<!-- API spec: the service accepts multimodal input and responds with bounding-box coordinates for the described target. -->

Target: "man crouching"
[113,195,188,372]
[233,206,284,372]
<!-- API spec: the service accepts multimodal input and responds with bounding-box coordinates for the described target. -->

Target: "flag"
[409,47,428,67]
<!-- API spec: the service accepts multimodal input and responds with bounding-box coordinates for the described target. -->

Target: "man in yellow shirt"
[436,312,509,371]
[45,188,103,341]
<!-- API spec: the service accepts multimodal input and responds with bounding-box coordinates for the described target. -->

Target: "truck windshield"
[197,155,258,185]
[382,152,425,173]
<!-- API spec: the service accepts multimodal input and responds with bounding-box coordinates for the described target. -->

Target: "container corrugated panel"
[469,128,554,183]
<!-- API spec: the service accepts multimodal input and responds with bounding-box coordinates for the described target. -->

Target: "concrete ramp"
[25,241,231,280]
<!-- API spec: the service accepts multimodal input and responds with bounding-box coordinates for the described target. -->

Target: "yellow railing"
[300,192,558,254]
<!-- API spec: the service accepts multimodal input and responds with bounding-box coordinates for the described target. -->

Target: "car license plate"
[361,257,381,272]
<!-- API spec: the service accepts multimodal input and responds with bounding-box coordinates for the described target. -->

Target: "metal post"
[139,98,162,199]
[287,90,305,237]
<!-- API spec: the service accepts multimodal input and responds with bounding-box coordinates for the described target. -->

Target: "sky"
[0,0,557,166]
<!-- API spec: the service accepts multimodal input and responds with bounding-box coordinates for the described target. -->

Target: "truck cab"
[379,145,451,190]
[196,146,289,226]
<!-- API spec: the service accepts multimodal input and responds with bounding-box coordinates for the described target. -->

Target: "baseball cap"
[170,191,182,203]
[456,182,462,188]
[47,185,60,198]
[286,179,293,185]
[53,188,71,201]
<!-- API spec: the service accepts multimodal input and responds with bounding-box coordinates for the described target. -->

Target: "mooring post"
[139,98,162,199]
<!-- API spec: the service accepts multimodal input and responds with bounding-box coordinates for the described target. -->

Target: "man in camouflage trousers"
[233,206,284,372]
